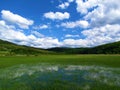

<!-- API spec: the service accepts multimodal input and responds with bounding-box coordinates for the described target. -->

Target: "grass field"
[0,55,120,68]
[0,55,120,90]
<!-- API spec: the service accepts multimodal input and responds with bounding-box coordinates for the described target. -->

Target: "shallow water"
[0,64,120,90]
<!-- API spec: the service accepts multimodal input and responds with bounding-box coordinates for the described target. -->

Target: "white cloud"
[58,2,69,9]
[62,24,120,47]
[0,20,120,48]
[61,20,89,28]
[33,37,61,48]
[84,0,120,27]
[31,31,45,38]
[33,24,48,30]
[1,10,34,29]
[75,0,99,14]
[0,20,61,48]
[82,24,120,42]
[39,25,48,29]
[0,20,27,41]
[58,0,74,9]
[65,34,79,38]
[83,24,120,46]
[62,39,89,47]
[0,20,6,26]
[60,0,120,47]
[1,0,120,49]
[75,0,120,27]
[44,12,70,20]
[68,0,74,3]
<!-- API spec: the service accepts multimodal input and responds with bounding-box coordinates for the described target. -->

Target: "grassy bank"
[0,55,120,69]
[0,55,120,90]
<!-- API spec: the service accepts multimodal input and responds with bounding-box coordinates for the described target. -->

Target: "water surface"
[0,63,120,90]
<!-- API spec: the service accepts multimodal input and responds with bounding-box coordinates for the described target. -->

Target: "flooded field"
[0,63,120,90]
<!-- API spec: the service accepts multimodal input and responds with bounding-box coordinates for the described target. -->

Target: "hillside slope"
[0,39,54,55]
[0,39,120,55]
[47,41,120,54]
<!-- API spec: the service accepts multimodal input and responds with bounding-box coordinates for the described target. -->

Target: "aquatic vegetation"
[0,64,120,90]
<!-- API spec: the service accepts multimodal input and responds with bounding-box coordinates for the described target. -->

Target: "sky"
[0,0,120,48]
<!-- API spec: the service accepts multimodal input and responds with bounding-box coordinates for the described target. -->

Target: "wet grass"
[0,64,120,90]
[0,55,120,90]
[0,55,120,69]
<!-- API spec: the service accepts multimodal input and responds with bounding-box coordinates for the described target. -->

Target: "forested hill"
[47,41,120,54]
[0,39,120,55]
[0,39,54,55]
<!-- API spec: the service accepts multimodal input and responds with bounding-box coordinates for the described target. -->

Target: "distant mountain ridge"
[0,39,120,55]
[0,39,54,55]
[47,41,120,54]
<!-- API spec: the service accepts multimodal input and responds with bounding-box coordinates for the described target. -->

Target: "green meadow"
[0,55,120,68]
[0,55,120,90]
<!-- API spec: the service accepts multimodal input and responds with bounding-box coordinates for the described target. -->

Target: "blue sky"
[0,0,120,48]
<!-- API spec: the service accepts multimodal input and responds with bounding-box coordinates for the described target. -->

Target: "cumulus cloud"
[62,39,89,47]
[33,24,48,30]
[0,20,27,41]
[84,0,120,27]
[82,24,120,43]
[62,24,120,47]
[58,0,74,9]
[61,20,89,28]
[1,10,34,29]
[65,34,79,38]
[58,2,69,9]
[0,20,61,48]
[68,0,74,3]
[0,0,120,48]
[0,19,120,48]
[59,0,119,47]
[0,10,61,48]
[75,0,120,27]
[31,31,45,38]
[32,37,61,48]
[44,12,70,20]
[75,0,99,14]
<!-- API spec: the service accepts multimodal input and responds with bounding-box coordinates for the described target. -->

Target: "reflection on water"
[0,64,120,90]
